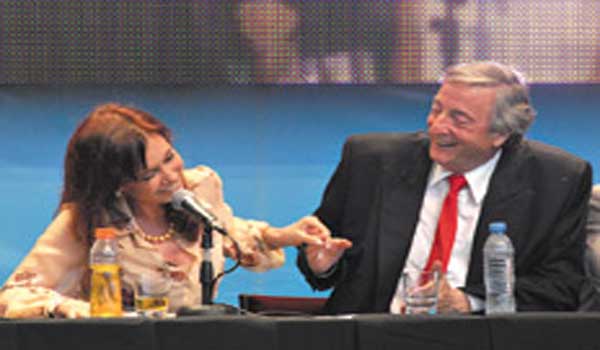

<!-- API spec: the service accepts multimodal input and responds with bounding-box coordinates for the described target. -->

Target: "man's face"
[427,82,509,173]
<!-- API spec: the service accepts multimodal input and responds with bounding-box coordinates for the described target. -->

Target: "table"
[1,312,599,350]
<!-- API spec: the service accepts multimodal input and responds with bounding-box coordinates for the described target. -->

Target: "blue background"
[0,85,599,305]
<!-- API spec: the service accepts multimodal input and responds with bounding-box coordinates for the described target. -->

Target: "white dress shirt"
[390,150,502,313]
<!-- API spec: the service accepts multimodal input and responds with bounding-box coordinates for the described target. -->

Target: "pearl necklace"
[136,224,176,244]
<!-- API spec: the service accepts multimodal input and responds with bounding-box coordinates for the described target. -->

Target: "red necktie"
[423,174,467,273]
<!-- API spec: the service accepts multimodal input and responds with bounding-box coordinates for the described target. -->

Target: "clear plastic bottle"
[89,227,122,317]
[483,221,516,314]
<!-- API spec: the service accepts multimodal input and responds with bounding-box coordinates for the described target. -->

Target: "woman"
[0,103,327,318]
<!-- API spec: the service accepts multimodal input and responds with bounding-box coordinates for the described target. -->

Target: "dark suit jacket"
[298,132,592,314]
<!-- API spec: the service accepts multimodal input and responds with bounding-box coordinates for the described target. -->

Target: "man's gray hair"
[442,61,536,137]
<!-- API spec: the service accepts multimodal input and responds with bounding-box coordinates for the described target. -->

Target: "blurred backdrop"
[2,0,600,84]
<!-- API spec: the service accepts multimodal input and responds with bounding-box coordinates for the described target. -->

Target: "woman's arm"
[0,207,90,318]
[183,165,327,272]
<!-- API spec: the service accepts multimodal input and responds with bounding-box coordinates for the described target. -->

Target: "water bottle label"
[486,258,513,292]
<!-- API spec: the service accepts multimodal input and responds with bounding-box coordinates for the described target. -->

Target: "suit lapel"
[375,138,431,309]
[467,141,533,284]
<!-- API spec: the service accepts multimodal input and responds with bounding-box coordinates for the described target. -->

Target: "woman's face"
[121,133,184,206]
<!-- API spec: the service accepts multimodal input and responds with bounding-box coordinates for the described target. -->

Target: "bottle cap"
[95,227,116,239]
[489,221,507,234]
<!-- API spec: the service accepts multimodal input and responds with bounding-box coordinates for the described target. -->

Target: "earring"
[115,190,123,199]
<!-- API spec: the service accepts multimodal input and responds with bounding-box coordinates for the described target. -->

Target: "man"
[298,61,592,314]
[585,185,600,290]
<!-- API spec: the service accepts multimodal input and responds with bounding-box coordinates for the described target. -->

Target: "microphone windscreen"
[171,189,194,210]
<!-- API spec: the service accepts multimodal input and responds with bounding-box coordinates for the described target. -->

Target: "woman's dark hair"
[60,103,198,246]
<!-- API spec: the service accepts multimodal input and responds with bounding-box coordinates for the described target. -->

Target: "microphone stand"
[176,220,241,316]
[200,220,215,305]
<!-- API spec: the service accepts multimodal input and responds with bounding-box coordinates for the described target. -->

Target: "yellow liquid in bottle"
[90,264,123,317]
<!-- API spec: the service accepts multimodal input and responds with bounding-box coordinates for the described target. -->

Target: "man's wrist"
[297,243,338,278]
[466,294,484,313]
[314,262,338,278]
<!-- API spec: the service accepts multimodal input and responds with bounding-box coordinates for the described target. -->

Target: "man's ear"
[492,132,511,148]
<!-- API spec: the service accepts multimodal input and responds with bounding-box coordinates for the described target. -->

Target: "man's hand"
[280,216,352,275]
[304,237,352,275]
[431,261,471,314]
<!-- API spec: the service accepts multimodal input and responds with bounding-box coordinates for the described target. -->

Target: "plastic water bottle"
[483,221,516,314]
[90,227,122,317]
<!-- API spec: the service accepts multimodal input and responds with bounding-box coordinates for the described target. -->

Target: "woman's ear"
[117,183,132,198]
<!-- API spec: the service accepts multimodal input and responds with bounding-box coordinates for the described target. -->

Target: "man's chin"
[430,147,454,164]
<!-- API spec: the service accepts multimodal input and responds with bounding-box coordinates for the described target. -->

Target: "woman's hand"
[263,216,329,248]
[263,216,352,275]
[223,240,262,267]
[52,298,90,318]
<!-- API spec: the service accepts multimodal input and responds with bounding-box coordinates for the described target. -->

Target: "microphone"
[171,189,227,235]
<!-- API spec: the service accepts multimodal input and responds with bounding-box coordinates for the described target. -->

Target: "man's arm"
[584,185,600,289]
[297,139,354,290]
[496,162,590,310]
[517,164,591,310]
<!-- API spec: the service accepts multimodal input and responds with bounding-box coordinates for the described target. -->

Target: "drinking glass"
[401,269,440,315]
[134,272,171,318]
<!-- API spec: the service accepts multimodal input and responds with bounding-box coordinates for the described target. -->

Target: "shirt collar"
[428,149,503,204]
